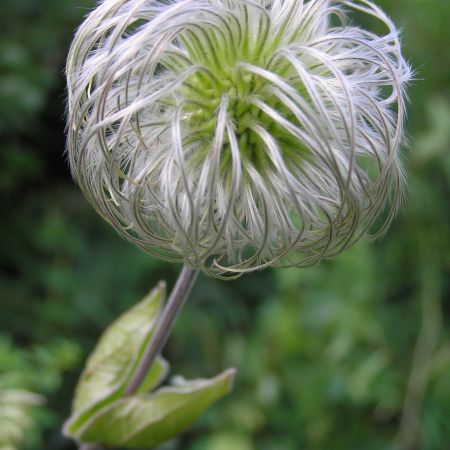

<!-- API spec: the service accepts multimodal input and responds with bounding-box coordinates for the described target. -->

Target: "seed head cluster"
[67,0,411,277]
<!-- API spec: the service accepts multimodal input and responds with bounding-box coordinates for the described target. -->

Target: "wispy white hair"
[66,0,412,278]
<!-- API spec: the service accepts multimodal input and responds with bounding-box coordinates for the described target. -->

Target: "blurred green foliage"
[0,1,448,449]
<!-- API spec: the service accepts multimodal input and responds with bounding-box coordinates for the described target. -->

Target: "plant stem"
[394,249,442,450]
[125,265,198,395]
[79,264,198,450]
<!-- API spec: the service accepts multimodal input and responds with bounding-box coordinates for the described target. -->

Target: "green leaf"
[77,368,236,447]
[64,283,169,436]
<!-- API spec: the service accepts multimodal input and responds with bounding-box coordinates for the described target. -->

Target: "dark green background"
[0,1,448,449]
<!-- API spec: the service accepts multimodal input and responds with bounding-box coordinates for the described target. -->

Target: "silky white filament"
[66,0,411,278]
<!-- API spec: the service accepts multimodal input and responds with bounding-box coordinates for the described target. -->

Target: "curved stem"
[394,249,442,450]
[80,265,198,450]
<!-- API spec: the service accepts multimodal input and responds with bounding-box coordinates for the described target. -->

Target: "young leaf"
[64,284,169,436]
[77,368,236,447]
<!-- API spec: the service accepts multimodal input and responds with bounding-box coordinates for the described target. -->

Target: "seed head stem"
[125,265,198,396]
[79,264,198,450]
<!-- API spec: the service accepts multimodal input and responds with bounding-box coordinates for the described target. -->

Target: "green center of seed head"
[175,19,308,172]
[180,67,284,171]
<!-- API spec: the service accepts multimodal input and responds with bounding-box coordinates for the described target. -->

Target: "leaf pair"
[64,284,235,448]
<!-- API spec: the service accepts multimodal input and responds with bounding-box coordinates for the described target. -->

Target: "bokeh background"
[0,1,449,449]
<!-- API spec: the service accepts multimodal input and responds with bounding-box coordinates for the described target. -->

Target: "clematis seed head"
[66,0,412,278]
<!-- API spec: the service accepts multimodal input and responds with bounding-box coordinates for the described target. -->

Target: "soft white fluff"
[66,0,411,277]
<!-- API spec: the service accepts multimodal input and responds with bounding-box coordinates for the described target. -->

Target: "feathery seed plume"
[67,0,411,277]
